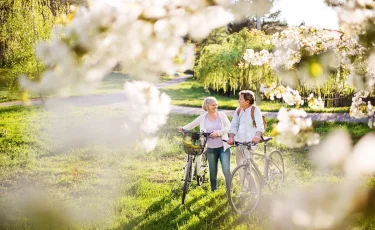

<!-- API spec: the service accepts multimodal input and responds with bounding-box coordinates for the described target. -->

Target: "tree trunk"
[256,87,262,106]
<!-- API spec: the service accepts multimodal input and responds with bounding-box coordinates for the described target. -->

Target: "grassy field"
[0,71,180,103]
[160,78,351,113]
[0,106,373,229]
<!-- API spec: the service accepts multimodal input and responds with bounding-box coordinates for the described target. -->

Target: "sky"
[272,0,339,29]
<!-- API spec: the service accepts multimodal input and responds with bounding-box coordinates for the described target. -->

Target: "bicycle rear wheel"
[182,156,192,205]
[267,150,284,191]
[229,164,261,215]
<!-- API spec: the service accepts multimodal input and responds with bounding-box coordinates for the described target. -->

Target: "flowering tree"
[19,0,273,150]
[243,23,375,147]
[16,0,375,229]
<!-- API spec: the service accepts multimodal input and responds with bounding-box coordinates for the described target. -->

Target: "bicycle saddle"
[262,137,273,143]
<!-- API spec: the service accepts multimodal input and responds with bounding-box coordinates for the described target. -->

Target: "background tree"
[0,0,85,98]
[195,28,275,103]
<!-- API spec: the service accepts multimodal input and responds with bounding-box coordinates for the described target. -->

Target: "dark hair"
[239,90,255,105]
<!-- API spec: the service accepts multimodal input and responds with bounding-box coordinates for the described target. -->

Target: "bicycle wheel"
[229,164,261,215]
[267,150,284,191]
[197,154,208,186]
[182,156,192,205]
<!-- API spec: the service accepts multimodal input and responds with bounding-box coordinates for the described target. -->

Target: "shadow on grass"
[116,193,204,230]
[116,187,267,230]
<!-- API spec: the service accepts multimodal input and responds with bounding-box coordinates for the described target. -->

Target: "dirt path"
[0,75,366,122]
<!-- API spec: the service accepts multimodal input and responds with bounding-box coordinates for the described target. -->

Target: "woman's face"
[207,101,218,113]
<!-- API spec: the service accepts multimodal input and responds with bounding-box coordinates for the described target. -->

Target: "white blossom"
[271,130,375,229]
[345,133,375,178]
[349,90,370,119]
[275,107,319,148]
[21,1,238,94]
[307,93,325,109]
[310,130,352,170]
[123,81,171,151]
[282,87,304,106]
[243,49,272,66]
[124,81,171,135]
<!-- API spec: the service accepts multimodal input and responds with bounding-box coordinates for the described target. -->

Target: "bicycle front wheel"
[197,153,208,186]
[182,156,192,205]
[229,164,261,215]
[267,150,284,191]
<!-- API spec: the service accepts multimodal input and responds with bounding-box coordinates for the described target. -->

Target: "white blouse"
[182,111,231,151]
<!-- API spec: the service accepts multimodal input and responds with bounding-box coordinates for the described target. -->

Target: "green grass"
[0,106,373,229]
[161,78,350,113]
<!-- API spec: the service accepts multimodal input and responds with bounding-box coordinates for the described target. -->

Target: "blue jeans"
[206,147,231,191]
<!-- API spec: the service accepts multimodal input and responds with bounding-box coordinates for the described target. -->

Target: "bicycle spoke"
[229,164,261,215]
[267,150,285,192]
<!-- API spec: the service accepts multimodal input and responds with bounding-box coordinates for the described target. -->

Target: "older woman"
[178,97,231,192]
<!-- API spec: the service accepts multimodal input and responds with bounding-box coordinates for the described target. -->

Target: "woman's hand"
[210,130,219,138]
[177,126,183,132]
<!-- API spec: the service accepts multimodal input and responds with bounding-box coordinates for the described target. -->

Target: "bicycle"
[180,130,211,205]
[224,137,285,215]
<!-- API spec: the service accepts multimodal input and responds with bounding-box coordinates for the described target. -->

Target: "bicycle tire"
[197,154,208,186]
[267,150,284,191]
[229,164,261,215]
[182,156,192,205]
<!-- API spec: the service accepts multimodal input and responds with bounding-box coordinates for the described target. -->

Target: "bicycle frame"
[181,130,210,204]
[238,141,282,187]
[227,138,285,214]
[184,153,204,181]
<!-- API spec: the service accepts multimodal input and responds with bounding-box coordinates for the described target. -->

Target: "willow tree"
[195,28,275,103]
[0,0,57,90]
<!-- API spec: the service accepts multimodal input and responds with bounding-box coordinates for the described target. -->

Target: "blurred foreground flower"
[281,87,304,107]
[274,107,320,148]
[349,90,375,128]
[124,81,171,151]
[20,1,236,95]
[271,132,375,229]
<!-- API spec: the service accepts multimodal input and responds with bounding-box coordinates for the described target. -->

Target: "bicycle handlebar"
[180,129,212,137]
[223,139,256,147]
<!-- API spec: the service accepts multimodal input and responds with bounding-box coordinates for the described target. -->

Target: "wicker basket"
[183,132,204,155]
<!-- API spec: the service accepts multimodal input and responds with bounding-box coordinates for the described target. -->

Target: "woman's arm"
[182,114,204,131]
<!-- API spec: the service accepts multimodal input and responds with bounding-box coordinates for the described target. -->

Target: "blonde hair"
[202,97,218,111]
